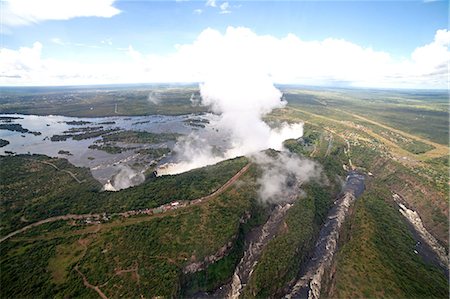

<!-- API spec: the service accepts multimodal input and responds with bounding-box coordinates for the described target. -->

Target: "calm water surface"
[0,113,220,185]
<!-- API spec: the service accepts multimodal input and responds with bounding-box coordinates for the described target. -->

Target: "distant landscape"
[0,85,448,298]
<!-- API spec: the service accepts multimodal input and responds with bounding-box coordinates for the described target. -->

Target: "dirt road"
[0,163,251,243]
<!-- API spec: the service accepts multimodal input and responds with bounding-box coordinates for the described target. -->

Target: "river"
[0,113,222,188]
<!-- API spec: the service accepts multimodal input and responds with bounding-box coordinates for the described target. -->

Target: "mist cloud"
[147,91,161,104]
[251,151,322,204]
[104,165,144,191]
[160,65,305,174]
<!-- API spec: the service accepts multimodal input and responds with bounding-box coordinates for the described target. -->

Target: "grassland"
[0,159,258,298]
[0,86,448,298]
[100,130,180,144]
[268,92,448,298]
[84,130,177,154]
[0,154,248,237]
[329,185,448,298]
[240,126,347,298]
[269,95,449,248]
[242,187,325,298]
[88,143,133,154]
[0,145,346,298]
[283,87,448,145]
[0,85,206,117]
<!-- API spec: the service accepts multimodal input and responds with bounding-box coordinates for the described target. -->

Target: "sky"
[0,0,448,88]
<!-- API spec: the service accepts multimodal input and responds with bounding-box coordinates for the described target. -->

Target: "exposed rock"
[286,171,365,299]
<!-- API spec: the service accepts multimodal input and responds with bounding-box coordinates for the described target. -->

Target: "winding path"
[75,266,109,299]
[41,161,85,183]
[0,163,251,243]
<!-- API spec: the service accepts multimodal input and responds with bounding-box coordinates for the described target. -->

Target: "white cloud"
[101,38,113,46]
[220,2,229,10]
[126,45,142,61]
[205,0,216,7]
[50,37,101,49]
[219,1,230,13]
[50,37,66,46]
[0,27,448,88]
[2,0,120,27]
[193,9,203,14]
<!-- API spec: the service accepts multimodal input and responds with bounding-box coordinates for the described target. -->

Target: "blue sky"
[0,0,449,87]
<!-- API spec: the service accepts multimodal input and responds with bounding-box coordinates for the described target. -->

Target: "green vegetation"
[0,155,102,236]
[349,145,448,245]
[1,86,448,299]
[63,125,104,133]
[0,154,248,237]
[182,197,270,295]
[105,156,248,211]
[0,123,41,135]
[352,119,435,154]
[135,147,171,158]
[0,86,206,117]
[271,108,448,298]
[1,237,85,298]
[284,88,448,145]
[232,133,344,297]
[57,150,72,155]
[184,118,210,128]
[86,130,178,154]
[331,186,448,298]
[0,160,256,298]
[243,196,315,297]
[0,116,24,121]
[65,120,92,125]
[271,95,448,247]
[101,130,180,144]
[0,139,9,147]
[88,143,133,154]
[51,128,120,142]
[242,183,337,297]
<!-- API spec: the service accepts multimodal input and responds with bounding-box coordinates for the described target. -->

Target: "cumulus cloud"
[404,29,450,84]
[158,48,305,174]
[219,2,231,14]
[0,27,448,88]
[2,0,120,27]
[205,0,216,7]
[0,42,43,81]
[127,45,143,61]
[0,41,140,84]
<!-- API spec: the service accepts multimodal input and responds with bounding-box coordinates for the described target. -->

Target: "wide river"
[0,113,220,187]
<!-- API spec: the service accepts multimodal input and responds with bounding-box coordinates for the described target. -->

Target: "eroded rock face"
[230,203,293,299]
[286,171,365,299]
[183,239,236,274]
[286,193,355,299]
[183,212,252,275]
[393,194,449,269]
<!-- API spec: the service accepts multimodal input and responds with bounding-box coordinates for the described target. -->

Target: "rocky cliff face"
[183,239,236,274]
[229,203,293,298]
[286,171,365,299]
[182,212,251,275]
